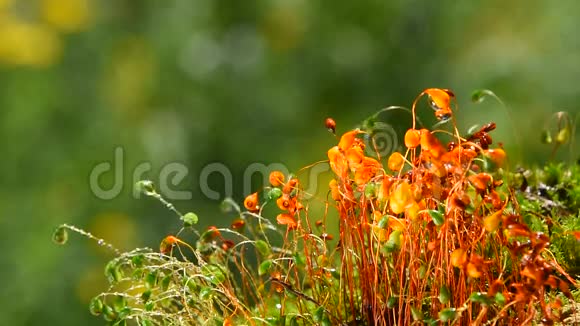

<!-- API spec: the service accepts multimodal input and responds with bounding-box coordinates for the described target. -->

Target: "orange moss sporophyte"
[276,213,297,229]
[424,87,455,121]
[338,129,363,152]
[159,235,193,254]
[230,218,245,231]
[202,225,221,241]
[329,179,341,201]
[325,117,337,134]
[420,128,446,159]
[282,178,299,194]
[404,128,421,149]
[484,147,507,167]
[276,194,292,211]
[268,170,285,187]
[387,152,405,171]
[243,192,259,212]
[354,157,382,186]
[327,145,348,178]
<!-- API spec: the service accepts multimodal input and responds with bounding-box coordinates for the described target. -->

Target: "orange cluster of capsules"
[165,88,574,325]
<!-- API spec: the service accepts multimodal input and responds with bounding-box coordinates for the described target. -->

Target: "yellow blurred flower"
[261,3,307,51]
[0,0,13,11]
[89,212,138,253]
[41,0,92,33]
[0,17,62,67]
[102,38,156,117]
[76,266,108,303]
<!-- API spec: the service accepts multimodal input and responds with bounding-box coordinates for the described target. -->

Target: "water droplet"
[52,226,68,245]
[97,239,104,246]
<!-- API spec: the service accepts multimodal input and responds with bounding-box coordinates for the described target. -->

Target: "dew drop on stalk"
[52,226,68,245]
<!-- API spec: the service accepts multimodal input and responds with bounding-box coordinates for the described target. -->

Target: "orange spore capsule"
[164,235,179,244]
[244,192,259,212]
[354,157,381,185]
[424,88,454,121]
[230,218,245,230]
[203,226,221,241]
[485,148,507,167]
[276,194,293,211]
[276,213,297,229]
[325,117,336,133]
[468,173,492,192]
[483,210,502,232]
[221,240,235,251]
[329,179,341,201]
[345,147,364,169]
[321,233,334,241]
[420,129,445,158]
[427,240,437,251]
[160,235,180,254]
[467,262,482,278]
[328,146,348,178]
[450,248,467,268]
[282,178,298,194]
[424,88,454,110]
[338,130,362,152]
[269,171,285,187]
[387,152,405,171]
[404,129,421,149]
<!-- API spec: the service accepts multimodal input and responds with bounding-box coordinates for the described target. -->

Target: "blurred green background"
[1,0,578,324]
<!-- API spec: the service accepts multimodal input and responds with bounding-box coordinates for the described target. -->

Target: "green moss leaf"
[258,259,272,276]
[268,187,283,200]
[255,240,271,257]
[201,264,226,285]
[428,210,444,226]
[438,308,457,322]
[439,285,451,304]
[102,305,117,322]
[199,287,212,300]
[104,261,122,283]
[181,212,199,226]
[377,215,389,229]
[141,289,152,303]
[387,296,398,308]
[364,183,376,198]
[469,292,492,305]
[161,274,172,290]
[494,292,506,306]
[89,297,104,316]
[313,306,324,322]
[145,271,157,288]
[385,230,402,252]
[411,307,423,321]
[131,254,145,267]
